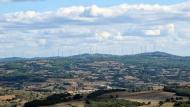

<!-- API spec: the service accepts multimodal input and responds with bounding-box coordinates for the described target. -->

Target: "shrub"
[159,101,164,106]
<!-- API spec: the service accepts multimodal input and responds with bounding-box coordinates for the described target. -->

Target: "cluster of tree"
[49,59,75,71]
[174,101,190,107]
[85,99,145,107]
[0,74,46,83]
[73,94,83,100]
[164,86,190,97]
[87,89,125,99]
[159,101,164,106]
[24,93,72,107]
[158,97,184,106]
[165,97,183,102]
[3,62,23,70]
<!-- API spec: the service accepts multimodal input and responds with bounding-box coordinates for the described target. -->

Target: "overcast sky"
[0,0,190,57]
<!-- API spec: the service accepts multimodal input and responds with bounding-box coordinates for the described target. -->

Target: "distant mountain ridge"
[135,51,179,58]
[0,57,26,62]
[0,52,186,62]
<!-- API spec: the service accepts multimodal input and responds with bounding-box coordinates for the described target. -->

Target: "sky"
[0,0,190,57]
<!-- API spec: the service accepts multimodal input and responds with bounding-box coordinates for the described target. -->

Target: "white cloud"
[38,39,47,46]
[167,24,175,34]
[97,31,111,40]
[2,2,190,26]
[113,32,124,41]
[88,5,116,17]
[57,6,85,17]
[1,1,190,57]
[144,29,161,36]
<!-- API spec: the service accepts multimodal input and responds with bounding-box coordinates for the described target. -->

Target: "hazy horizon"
[0,51,188,59]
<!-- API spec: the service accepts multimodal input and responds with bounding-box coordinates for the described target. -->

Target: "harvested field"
[123,91,176,100]
[0,95,15,101]
[101,91,181,100]
[42,101,85,107]
[43,91,188,107]
[100,91,188,107]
